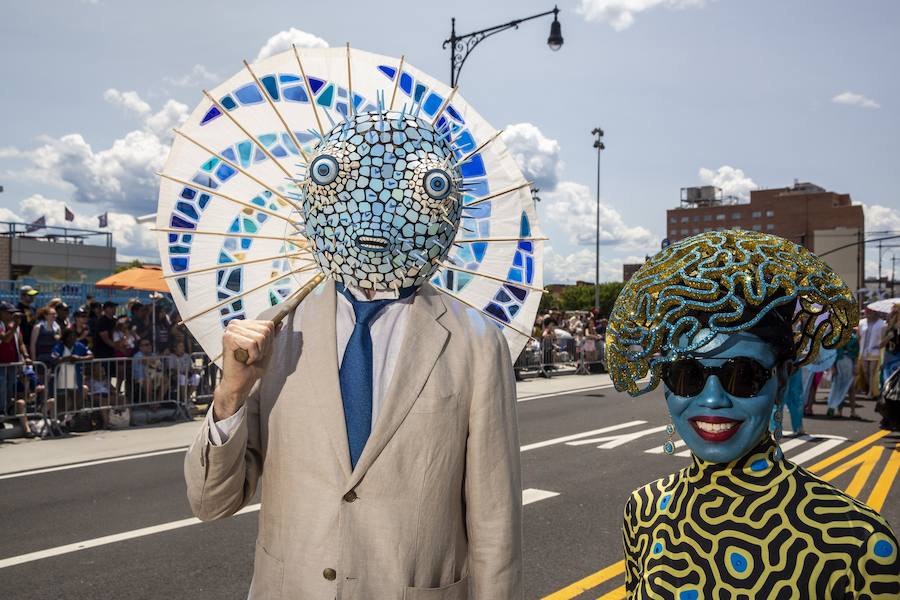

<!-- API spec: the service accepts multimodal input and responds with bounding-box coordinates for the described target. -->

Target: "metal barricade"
[191,351,220,408]
[53,355,195,429]
[576,335,606,375]
[1,360,56,439]
[513,339,544,379]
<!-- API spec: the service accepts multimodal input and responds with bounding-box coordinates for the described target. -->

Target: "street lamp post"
[443,6,563,88]
[591,127,605,312]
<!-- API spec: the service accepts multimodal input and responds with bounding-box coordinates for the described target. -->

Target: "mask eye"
[309,155,339,185]
[423,169,452,200]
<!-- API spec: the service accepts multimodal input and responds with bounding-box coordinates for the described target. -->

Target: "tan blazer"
[184,280,522,599]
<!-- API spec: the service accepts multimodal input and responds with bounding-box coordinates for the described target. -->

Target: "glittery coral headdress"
[606,230,858,396]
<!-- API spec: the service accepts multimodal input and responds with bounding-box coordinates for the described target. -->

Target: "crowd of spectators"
[517,308,609,376]
[1,285,204,437]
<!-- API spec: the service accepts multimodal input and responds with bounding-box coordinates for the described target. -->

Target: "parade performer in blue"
[606,230,900,599]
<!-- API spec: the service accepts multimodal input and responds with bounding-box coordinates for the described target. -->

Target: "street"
[1,380,897,599]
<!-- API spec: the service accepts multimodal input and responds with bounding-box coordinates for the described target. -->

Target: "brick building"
[665,182,865,289]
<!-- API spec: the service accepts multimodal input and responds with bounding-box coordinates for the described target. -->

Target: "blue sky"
[1,0,898,282]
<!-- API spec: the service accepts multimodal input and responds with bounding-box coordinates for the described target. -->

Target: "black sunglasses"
[661,357,774,398]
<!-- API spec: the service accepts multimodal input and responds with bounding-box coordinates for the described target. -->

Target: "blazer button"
[323,568,337,581]
[343,490,358,503]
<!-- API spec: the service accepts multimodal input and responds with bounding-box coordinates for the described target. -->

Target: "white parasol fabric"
[156,46,543,362]
[867,298,900,314]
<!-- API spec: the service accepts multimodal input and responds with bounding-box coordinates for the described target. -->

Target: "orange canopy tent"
[95,266,169,294]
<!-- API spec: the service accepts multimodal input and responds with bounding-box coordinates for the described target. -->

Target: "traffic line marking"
[521,421,646,452]
[596,585,626,600]
[518,382,616,403]
[0,503,262,570]
[788,438,845,465]
[0,446,190,481]
[523,488,560,505]
[0,487,559,569]
[567,425,668,449]
[819,447,885,497]
[866,441,900,512]
[807,429,890,473]
[541,560,625,600]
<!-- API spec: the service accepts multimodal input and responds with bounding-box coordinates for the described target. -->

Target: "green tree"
[557,282,625,315]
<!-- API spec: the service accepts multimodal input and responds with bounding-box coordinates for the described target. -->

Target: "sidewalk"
[0,372,613,476]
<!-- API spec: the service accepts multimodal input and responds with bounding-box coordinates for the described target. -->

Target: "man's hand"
[213,320,275,420]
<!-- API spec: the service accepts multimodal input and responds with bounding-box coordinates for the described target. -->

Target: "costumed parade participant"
[156,46,544,598]
[606,230,900,598]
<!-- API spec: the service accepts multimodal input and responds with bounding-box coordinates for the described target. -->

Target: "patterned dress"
[623,438,900,599]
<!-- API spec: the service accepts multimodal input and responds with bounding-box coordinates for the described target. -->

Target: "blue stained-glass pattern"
[234,83,263,104]
[200,106,221,125]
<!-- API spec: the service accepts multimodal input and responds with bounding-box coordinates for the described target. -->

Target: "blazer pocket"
[403,575,469,600]
[248,542,283,600]
[411,392,458,414]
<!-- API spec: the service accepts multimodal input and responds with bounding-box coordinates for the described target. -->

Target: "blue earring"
[663,420,676,455]
[773,402,785,461]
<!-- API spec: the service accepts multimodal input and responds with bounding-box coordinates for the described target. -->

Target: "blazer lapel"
[346,283,449,490]
[297,278,353,481]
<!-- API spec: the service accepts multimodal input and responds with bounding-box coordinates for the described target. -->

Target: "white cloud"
[864,204,900,232]
[543,245,639,284]
[103,88,151,118]
[8,90,187,214]
[832,91,880,109]
[577,0,707,31]
[501,122,563,191]
[698,165,758,200]
[544,181,654,248]
[0,194,157,261]
[255,28,328,62]
[163,64,220,88]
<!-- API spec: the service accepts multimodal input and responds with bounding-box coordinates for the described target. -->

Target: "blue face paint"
[664,332,784,463]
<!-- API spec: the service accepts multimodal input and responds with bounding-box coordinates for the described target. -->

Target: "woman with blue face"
[606,230,899,599]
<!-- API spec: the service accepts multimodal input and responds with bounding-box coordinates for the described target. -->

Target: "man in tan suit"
[185,279,521,599]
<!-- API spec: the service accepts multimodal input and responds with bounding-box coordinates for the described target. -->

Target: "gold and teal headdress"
[606,230,858,396]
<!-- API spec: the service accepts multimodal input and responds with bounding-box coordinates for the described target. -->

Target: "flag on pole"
[65,206,75,221]
[26,216,46,233]
[98,212,108,228]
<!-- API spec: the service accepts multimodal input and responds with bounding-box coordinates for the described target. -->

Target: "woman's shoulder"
[793,464,897,538]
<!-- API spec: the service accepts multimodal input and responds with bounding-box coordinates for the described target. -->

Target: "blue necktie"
[337,284,415,469]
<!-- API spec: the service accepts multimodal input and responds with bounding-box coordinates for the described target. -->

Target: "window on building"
[752,224,762,231]
[680,228,689,235]
[766,224,775,231]
[752,211,762,218]
[766,210,775,217]
[704,227,712,232]
[693,228,700,234]
[670,216,677,223]
[692,216,700,223]
[703,214,712,222]
[716,214,726,221]
[681,216,689,223]
[732,212,742,219]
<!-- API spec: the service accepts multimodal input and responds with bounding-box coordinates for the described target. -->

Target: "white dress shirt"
[859,318,885,359]
[208,285,415,445]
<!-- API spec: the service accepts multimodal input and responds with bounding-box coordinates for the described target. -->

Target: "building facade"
[665,182,865,290]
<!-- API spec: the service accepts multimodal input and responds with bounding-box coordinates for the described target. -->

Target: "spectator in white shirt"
[857,308,886,398]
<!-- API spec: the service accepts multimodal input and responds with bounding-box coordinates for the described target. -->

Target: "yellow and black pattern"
[623,438,900,599]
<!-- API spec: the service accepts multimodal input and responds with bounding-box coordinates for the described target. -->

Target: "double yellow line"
[808,429,899,512]
[542,430,900,599]
[542,561,626,600]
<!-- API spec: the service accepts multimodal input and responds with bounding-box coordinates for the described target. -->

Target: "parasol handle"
[232,272,327,364]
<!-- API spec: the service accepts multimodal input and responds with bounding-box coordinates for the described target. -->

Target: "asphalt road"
[1,384,897,599]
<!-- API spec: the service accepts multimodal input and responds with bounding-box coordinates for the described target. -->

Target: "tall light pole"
[443,6,563,88]
[591,127,605,312]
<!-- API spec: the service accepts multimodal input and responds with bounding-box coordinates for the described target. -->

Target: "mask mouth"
[356,235,390,252]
